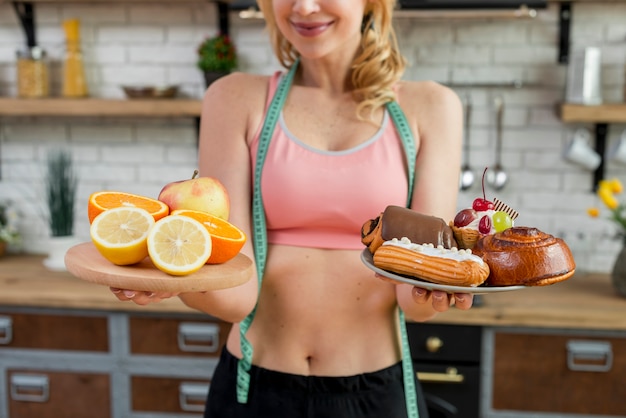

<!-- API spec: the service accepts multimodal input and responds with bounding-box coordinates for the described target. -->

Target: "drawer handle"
[0,316,12,345]
[567,340,613,372]
[178,323,220,353]
[425,336,443,353]
[10,374,49,403]
[417,367,465,383]
[179,382,209,412]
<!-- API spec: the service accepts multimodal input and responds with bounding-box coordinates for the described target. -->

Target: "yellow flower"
[587,207,600,218]
[598,183,619,210]
[589,177,626,235]
[609,178,624,194]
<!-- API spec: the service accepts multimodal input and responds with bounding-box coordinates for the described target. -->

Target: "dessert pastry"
[361,205,457,253]
[373,237,490,287]
[450,197,518,249]
[472,226,576,286]
[451,169,518,249]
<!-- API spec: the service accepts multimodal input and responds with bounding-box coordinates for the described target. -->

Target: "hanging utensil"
[12,2,37,49]
[459,94,475,191]
[487,96,508,190]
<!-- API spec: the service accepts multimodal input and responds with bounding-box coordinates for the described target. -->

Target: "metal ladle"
[487,96,508,190]
[459,95,475,191]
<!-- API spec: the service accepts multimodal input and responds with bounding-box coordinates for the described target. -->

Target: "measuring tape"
[387,100,420,418]
[236,60,299,404]
[237,61,420,418]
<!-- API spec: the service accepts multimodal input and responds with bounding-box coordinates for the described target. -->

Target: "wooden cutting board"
[65,242,253,293]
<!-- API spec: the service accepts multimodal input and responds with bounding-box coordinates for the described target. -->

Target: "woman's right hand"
[110,287,180,305]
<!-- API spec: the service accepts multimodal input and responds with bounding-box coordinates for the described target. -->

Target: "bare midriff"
[226,244,401,376]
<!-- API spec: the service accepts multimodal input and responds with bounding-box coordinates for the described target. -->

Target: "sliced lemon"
[147,215,212,276]
[90,206,155,265]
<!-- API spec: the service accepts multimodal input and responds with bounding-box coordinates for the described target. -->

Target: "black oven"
[407,322,482,418]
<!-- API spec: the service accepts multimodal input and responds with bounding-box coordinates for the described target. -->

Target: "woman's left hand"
[411,287,473,311]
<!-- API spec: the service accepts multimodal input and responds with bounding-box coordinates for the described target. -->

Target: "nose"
[293,0,320,15]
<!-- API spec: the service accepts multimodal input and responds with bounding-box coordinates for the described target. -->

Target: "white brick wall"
[1,2,625,272]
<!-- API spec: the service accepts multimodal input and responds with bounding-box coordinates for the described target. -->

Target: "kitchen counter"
[1,254,625,330]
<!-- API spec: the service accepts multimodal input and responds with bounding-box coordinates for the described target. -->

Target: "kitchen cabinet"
[4,255,626,417]
[8,370,111,418]
[0,306,229,418]
[482,327,626,417]
[408,322,482,418]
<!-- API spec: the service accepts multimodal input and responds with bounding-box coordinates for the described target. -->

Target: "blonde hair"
[257,0,406,121]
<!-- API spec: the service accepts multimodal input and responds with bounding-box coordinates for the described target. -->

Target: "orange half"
[88,191,170,224]
[172,209,246,264]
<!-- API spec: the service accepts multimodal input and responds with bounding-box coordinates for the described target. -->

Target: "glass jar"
[16,46,50,98]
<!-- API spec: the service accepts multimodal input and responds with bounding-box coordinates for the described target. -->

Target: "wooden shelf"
[0,98,202,117]
[2,0,220,3]
[559,103,626,123]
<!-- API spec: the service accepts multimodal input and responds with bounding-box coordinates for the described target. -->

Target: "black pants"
[204,348,430,418]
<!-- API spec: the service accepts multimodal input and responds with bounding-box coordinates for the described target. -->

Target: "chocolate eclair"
[361,205,458,253]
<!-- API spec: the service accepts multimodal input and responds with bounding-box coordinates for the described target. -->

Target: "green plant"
[0,201,20,245]
[46,149,77,237]
[197,33,237,73]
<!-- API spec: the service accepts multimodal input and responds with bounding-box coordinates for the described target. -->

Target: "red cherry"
[478,215,492,234]
[473,167,494,211]
[472,198,494,211]
[454,208,477,227]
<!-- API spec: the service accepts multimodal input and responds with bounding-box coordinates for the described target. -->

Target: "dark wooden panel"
[492,332,626,415]
[129,316,230,357]
[8,370,110,418]
[131,376,209,414]
[0,311,108,352]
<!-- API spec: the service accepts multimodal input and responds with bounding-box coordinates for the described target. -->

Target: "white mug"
[609,129,626,165]
[563,128,601,171]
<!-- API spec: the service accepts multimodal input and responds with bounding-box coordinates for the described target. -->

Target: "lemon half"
[90,206,155,265]
[147,215,212,276]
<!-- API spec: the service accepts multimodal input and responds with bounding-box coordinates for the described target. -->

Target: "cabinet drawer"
[7,369,110,418]
[491,331,626,416]
[129,316,230,357]
[0,312,108,352]
[131,375,209,415]
[407,322,482,363]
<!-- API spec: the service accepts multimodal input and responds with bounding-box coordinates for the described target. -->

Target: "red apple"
[158,170,230,220]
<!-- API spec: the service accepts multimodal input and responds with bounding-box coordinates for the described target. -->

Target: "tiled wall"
[1,2,625,272]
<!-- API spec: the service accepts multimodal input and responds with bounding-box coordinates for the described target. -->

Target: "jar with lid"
[62,19,88,98]
[16,46,50,98]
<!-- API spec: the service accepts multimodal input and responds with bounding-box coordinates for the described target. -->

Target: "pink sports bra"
[250,72,410,250]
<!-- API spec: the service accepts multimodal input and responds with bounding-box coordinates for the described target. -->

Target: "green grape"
[492,211,512,232]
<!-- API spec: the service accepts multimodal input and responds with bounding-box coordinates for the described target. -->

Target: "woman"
[112,0,472,416]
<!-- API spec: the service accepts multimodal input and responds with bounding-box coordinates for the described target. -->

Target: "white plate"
[361,249,527,295]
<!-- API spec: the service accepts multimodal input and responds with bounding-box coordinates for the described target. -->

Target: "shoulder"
[395,80,462,117]
[202,71,271,111]
[199,71,276,140]
[394,80,463,139]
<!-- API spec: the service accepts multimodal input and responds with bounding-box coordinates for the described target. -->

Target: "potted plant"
[197,33,237,88]
[43,148,78,270]
[588,178,626,297]
[0,201,21,257]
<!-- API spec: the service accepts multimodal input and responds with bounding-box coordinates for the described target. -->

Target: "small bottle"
[16,46,50,98]
[62,19,88,98]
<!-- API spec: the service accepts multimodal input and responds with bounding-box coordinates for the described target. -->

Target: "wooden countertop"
[1,254,626,330]
[0,254,195,314]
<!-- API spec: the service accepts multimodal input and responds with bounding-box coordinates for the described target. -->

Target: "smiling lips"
[291,21,333,37]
